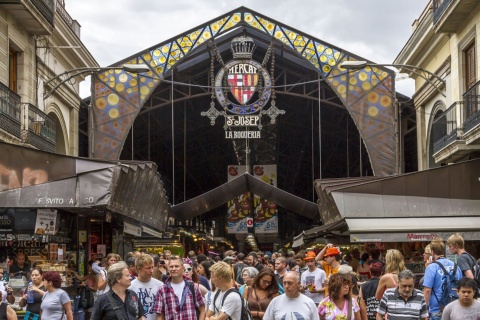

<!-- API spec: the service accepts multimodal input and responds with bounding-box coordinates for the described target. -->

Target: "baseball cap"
[304,251,316,261]
[224,250,236,257]
[223,256,235,263]
[324,247,341,257]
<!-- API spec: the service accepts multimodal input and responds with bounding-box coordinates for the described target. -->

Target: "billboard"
[227,166,249,234]
[253,165,278,234]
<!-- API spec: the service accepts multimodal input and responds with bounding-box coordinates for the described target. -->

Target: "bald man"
[264,272,319,320]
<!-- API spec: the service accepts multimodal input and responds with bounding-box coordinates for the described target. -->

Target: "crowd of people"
[1,232,480,320]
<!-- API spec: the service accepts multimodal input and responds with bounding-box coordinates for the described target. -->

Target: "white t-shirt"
[264,293,319,320]
[209,289,242,320]
[301,267,326,303]
[97,269,110,295]
[170,281,185,304]
[0,281,8,303]
[129,277,164,320]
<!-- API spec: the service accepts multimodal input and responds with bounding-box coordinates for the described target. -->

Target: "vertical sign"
[227,166,249,234]
[253,165,278,233]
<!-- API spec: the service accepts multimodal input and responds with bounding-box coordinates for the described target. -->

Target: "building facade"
[0,0,97,156]
[395,0,480,170]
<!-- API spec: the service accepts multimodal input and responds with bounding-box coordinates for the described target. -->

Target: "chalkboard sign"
[15,209,36,231]
[0,208,14,233]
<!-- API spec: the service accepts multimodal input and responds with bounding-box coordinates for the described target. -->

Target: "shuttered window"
[9,47,17,92]
[465,43,476,91]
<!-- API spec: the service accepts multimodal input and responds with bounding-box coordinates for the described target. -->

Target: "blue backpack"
[432,261,459,310]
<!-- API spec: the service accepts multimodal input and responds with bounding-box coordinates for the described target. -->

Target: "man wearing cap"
[300,251,326,306]
[315,244,341,278]
[359,261,383,320]
[315,244,341,296]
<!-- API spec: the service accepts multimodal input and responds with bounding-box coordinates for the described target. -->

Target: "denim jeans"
[430,312,442,320]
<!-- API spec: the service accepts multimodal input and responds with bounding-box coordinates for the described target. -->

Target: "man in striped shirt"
[376,270,428,320]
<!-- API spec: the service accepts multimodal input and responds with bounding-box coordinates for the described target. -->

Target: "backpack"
[213,288,254,320]
[187,282,200,319]
[432,261,459,310]
[463,252,480,295]
[79,286,95,309]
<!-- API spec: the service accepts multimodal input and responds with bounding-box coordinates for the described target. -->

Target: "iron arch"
[90,7,396,176]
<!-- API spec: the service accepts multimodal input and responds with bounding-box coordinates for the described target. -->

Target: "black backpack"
[213,288,253,320]
[79,286,95,309]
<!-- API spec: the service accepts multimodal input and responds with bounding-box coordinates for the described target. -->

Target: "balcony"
[432,102,463,155]
[0,82,22,140]
[27,104,56,153]
[0,0,54,35]
[56,0,81,38]
[433,0,480,33]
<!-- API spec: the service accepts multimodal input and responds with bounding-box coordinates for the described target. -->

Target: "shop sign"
[124,222,142,236]
[351,231,480,243]
[406,233,437,241]
[35,209,57,235]
[0,209,14,233]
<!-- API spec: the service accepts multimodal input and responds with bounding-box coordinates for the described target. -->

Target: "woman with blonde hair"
[375,249,406,300]
[97,253,118,295]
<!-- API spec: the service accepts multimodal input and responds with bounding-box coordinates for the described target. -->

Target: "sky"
[66,0,429,97]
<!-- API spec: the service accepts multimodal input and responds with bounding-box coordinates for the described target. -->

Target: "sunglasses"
[185,267,193,272]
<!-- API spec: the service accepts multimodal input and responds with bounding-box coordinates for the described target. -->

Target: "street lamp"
[43,63,150,100]
[340,61,446,175]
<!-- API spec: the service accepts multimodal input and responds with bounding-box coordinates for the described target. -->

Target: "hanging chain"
[210,52,215,101]
[270,46,276,101]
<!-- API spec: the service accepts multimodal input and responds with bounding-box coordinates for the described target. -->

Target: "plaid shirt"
[153,276,204,320]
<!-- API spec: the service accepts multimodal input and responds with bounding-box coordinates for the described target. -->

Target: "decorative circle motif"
[368,106,379,117]
[109,108,119,119]
[96,98,107,110]
[214,59,272,115]
[107,94,119,105]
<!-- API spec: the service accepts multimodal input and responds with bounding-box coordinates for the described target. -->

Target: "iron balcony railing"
[31,0,55,25]
[433,0,452,23]
[0,82,22,139]
[463,80,480,134]
[27,103,56,152]
[432,101,462,154]
[56,0,81,37]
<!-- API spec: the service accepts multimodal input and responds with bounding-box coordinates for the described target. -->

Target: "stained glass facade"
[91,6,396,176]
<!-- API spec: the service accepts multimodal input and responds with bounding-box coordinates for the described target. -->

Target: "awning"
[293,219,348,246]
[292,232,304,248]
[314,158,480,234]
[171,172,319,221]
[0,142,170,231]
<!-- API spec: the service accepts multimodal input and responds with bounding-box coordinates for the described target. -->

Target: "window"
[465,42,476,91]
[9,48,17,92]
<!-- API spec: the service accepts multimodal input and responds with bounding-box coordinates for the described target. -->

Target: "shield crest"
[228,73,258,105]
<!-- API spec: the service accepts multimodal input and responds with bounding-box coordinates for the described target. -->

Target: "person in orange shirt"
[315,244,342,295]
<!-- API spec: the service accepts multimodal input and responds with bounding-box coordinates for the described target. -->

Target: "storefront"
[295,159,480,285]
[0,142,169,305]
